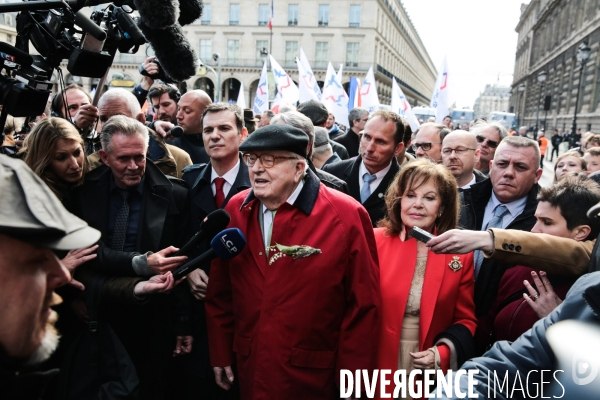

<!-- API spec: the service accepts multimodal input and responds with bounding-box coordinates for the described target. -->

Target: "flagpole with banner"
[430,55,455,124]
[236,81,247,109]
[298,48,322,102]
[322,62,348,127]
[359,66,379,113]
[391,78,420,132]
[253,61,269,114]
[269,55,299,105]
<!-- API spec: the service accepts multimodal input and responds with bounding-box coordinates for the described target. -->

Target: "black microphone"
[0,42,33,67]
[75,11,107,41]
[172,209,230,257]
[173,228,247,279]
[170,126,184,138]
[114,7,146,46]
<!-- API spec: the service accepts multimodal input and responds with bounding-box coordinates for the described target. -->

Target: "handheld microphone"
[170,126,184,138]
[173,228,247,279]
[172,209,230,257]
[0,42,33,67]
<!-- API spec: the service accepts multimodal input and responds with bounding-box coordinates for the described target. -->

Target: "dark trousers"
[550,146,560,161]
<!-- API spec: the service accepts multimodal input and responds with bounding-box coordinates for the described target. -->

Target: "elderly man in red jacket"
[205,124,380,399]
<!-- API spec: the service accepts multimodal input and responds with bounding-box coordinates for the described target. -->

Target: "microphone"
[170,126,184,138]
[172,209,230,257]
[114,7,146,46]
[0,42,33,67]
[75,11,106,41]
[173,228,247,279]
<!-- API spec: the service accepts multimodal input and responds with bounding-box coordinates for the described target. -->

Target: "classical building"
[473,84,511,119]
[3,1,437,121]
[511,0,600,133]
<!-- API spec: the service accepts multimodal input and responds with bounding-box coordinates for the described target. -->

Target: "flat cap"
[297,100,329,126]
[0,155,100,250]
[239,124,309,158]
[313,127,330,148]
[243,109,260,122]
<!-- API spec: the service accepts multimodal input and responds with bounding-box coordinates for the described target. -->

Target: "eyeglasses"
[411,142,442,152]
[359,118,369,122]
[476,135,499,148]
[242,153,298,168]
[441,147,477,156]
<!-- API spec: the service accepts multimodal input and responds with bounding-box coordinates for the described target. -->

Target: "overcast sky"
[401,0,526,108]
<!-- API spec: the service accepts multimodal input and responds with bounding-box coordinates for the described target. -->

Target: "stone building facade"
[473,84,511,119]
[511,0,600,133]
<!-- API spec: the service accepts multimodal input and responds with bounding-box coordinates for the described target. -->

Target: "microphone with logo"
[173,228,247,280]
[171,209,230,257]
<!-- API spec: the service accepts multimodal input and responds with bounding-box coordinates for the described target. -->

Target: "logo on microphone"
[572,357,598,385]
[220,234,238,253]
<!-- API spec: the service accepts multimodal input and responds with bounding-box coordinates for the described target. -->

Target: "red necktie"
[214,177,226,208]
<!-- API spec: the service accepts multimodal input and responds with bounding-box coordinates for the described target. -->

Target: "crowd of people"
[3,56,600,400]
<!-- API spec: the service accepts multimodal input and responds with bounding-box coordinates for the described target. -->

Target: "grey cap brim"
[43,225,101,251]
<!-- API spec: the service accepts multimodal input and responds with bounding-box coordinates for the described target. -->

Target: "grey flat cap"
[0,155,100,250]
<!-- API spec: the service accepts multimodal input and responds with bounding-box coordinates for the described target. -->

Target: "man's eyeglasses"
[411,142,441,152]
[243,153,298,168]
[441,147,477,156]
[476,135,499,148]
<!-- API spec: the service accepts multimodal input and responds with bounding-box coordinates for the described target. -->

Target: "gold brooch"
[448,256,462,273]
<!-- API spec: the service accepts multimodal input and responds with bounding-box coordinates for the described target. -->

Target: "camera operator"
[0,155,101,399]
[132,56,161,107]
[50,84,100,155]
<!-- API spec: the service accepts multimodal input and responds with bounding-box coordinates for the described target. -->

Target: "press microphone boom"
[173,228,247,279]
[172,209,230,257]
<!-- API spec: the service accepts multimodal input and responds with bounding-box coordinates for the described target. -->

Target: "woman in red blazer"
[375,159,477,397]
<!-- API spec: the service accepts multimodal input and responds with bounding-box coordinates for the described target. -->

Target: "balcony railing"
[229,20,239,25]
[288,19,298,26]
[201,20,210,25]
[349,22,359,28]
[258,21,268,26]
[318,20,328,27]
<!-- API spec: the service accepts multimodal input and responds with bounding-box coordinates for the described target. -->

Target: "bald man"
[169,90,213,164]
[442,130,484,189]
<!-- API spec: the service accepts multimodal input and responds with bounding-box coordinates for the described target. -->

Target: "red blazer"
[374,228,477,377]
[206,183,380,400]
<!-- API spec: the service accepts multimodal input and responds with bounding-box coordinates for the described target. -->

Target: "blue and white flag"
[391,78,420,132]
[322,62,348,127]
[253,61,269,114]
[359,66,379,113]
[298,48,322,102]
[430,55,455,124]
[269,55,299,105]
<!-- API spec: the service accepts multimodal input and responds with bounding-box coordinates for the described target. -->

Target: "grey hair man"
[472,121,509,176]
[259,110,274,128]
[333,107,369,157]
[312,126,341,168]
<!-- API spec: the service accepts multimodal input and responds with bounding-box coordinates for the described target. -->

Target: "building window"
[201,4,211,25]
[318,4,329,27]
[230,4,240,25]
[256,40,268,64]
[199,39,212,63]
[315,42,329,67]
[345,42,359,67]
[349,5,360,27]
[258,4,269,26]
[288,4,298,26]
[285,41,298,65]
[227,39,240,64]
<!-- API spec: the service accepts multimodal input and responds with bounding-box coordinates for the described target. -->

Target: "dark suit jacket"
[333,129,360,157]
[322,156,400,227]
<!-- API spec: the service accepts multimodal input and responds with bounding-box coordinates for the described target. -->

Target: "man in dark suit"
[77,115,191,400]
[180,103,251,399]
[333,107,369,157]
[323,110,405,227]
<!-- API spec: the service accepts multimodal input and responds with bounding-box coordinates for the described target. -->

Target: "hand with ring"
[523,271,563,319]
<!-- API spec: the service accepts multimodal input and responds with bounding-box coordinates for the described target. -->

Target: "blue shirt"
[107,175,145,252]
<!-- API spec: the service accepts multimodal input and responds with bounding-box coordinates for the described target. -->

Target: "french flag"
[268,0,274,30]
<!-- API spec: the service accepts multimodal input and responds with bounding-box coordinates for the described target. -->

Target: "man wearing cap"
[0,155,100,398]
[243,109,259,134]
[297,100,349,160]
[323,110,403,227]
[205,124,380,399]
[76,115,192,399]
[312,126,341,168]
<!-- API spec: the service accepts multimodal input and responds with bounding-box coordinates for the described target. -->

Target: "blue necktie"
[474,204,509,279]
[361,173,377,203]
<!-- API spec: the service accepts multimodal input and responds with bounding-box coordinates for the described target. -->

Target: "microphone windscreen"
[138,22,197,82]
[171,126,184,138]
[0,42,33,67]
[204,209,231,238]
[133,0,179,29]
[211,228,247,260]
[178,0,203,26]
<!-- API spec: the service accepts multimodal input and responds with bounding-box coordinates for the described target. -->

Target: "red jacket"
[205,175,381,399]
[374,228,476,383]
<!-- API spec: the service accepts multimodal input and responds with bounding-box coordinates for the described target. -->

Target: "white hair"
[98,88,142,117]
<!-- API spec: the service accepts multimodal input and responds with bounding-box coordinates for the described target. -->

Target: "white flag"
[322,62,348,127]
[336,64,344,83]
[391,78,420,132]
[298,48,322,102]
[269,55,299,105]
[430,55,455,124]
[253,61,269,114]
[359,66,379,113]
[236,81,246,110]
